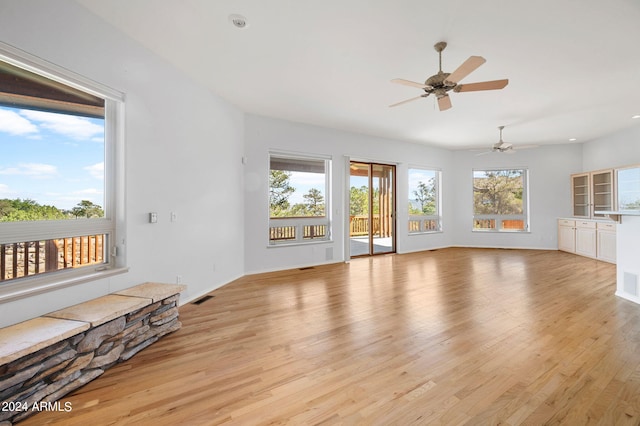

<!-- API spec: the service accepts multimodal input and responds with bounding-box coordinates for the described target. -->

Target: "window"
[0,43,125,299]
[408,168,441,233]
[473,169,528,232]
[268,153,330,245]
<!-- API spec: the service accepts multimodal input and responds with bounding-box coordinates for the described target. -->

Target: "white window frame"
[0,42,127,302]
[268,151,331,246]
[408,167,442,234]
[472,168,529,233]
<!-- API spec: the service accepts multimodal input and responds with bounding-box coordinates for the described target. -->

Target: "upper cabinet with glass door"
[571,169,614,218]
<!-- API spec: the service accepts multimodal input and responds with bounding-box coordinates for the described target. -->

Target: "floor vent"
[192,295,215,305]
[623,272,639,297]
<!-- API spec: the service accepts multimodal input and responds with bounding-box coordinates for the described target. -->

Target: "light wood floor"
[21,248,640,425]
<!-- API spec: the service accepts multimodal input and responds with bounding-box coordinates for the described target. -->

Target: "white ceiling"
[76,0,640,150]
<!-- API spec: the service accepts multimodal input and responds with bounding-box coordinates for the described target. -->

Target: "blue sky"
[0,106,104,211]
[287,171,326,205]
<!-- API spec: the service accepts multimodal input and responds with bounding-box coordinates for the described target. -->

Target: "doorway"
[349,162,396,257]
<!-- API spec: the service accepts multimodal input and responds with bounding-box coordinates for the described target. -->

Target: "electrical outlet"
[176,275,182,284]
[170,212,177,222]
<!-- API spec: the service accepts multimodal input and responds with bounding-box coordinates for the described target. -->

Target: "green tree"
[269,170,295,216]
[71,200,104,218]
[473,170,523,215]
[412,179,436,215]
[0,198,67,221]
[288,188,325,217]
[350,186,369,216]
[303,188,324,216]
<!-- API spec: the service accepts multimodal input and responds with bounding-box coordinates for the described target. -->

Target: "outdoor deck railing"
[349,215,380,236]
[269,217,329,244]
[408,216,440,233]
[0,234,105,282]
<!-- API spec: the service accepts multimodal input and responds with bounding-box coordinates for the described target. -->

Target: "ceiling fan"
[475,126,538,155]
[390,41,508,111]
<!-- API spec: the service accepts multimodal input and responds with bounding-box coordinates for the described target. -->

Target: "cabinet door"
[575,226,597,257]
[597,229,616,263]
[591,169,614,218]
[558,225,576,253]
[571,173,590,218]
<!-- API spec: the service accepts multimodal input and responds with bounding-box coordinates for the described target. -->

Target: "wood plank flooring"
[20,248,640,425]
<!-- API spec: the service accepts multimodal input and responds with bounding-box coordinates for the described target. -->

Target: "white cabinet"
[557,218,615,263]
[575,220,596,257]
[571,169,615,219]
[596,222,616,263]
[558,219,576,252]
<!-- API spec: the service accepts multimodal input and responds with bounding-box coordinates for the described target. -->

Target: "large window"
[0,43,124,299]
[268,153,330,245]
[408,168,441,233]
[473,169,528,232]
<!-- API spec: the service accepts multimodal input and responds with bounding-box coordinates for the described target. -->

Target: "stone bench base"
[0,282,186,425]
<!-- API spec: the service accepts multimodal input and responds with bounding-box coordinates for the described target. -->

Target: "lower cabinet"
[575,220,597,257]
[558,219,576,252]
[596,222,616,263]
[557,218,616,263]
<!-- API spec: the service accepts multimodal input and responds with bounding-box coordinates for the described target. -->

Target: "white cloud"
[73,188,102,196]
[84,162,104,180]
[0,163,58,179]
[20,110,103,140]
[0,109,39,136]
[0,183,14,197]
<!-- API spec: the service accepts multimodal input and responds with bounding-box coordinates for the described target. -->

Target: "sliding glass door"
[349,162,395,257]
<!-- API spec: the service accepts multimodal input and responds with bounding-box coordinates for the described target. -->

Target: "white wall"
[243,114,454,274]
[0,0,245,327]
[451,144,583,249]
[582,124,640,171]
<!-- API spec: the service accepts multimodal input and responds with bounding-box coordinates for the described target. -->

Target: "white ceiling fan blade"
[475,150,494,156]
[445,56,486,84]
[391,78,431,89]
[454,79,509,92]
[389,94,427,108]
[437,94,452,111]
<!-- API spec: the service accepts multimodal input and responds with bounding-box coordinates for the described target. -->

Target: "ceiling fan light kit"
[390,41,509,111]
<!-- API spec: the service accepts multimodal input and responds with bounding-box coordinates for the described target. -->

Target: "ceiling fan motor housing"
[425,72,455,97]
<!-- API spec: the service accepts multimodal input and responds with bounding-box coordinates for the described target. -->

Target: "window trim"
[268,151,332,246]
[472,168,529,233]
[408,166,442,235]
[0,41,127,302]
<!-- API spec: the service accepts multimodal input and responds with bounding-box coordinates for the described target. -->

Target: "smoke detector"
[229,14,249,29]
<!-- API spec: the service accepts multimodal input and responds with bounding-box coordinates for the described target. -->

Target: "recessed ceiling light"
[569,138,577,142]
[229,14,249,29]
[633,115,640,119]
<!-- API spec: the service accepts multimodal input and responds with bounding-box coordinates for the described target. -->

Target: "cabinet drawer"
[576,220,596,229]
[558,219,575,227]
[597,222,616,231]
